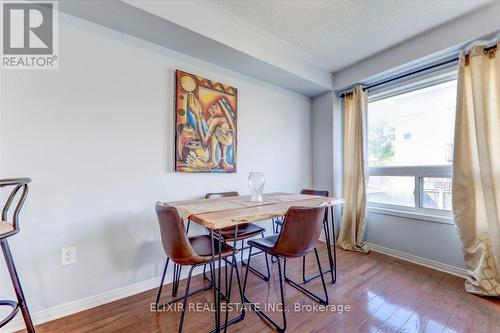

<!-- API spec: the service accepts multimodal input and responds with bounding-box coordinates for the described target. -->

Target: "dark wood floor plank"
[353,270,431,333]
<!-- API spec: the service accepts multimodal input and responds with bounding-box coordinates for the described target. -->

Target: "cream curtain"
[453,42,500,296]
[338,85,369,253]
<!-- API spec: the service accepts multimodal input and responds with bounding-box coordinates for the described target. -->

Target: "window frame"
[367,165,453,223]
[365,71,456,224]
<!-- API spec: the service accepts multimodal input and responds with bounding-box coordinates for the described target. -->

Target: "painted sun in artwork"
[175,70,237,173]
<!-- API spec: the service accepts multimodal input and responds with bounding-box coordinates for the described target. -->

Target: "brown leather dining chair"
[243,205,329,333]
[274,189,337,284]
[0,178,35,333]
[154,202,244,333]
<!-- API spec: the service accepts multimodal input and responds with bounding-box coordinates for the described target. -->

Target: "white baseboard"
[319,236,465,278]
[3,264,207,332]
[366,242,467,279]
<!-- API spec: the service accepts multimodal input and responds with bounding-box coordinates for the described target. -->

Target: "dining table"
[166,192,345,332]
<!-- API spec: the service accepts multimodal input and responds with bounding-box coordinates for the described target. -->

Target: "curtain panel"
[338,85,369,253]
[453,42,500,296]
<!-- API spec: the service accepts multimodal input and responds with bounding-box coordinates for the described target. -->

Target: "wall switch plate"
[61,246,77,265]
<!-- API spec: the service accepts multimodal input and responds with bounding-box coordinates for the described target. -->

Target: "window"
[366,76,456,220]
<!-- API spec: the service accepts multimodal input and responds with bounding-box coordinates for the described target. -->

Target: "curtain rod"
[340,44,497,98]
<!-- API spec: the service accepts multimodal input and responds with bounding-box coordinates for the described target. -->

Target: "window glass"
[368,80,457,167]
[367,176,415,207]
[421,177,452,211]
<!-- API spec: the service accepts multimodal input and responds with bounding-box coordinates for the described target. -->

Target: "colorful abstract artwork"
[175,70,237,173]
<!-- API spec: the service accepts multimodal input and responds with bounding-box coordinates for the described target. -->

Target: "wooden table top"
[166,192,345,229]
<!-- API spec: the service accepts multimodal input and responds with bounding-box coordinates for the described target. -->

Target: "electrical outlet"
[61,246,77,265]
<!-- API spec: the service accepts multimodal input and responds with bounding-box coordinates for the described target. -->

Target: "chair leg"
[271,219,280,263]
[155,258,169,308]
[275,256,287,333]
[240,239,244,263]
[1,239,35,333]
[302,255,307,283]
[273,217,283,234]
[264,253,271,276]
[172,264,177,296]
[203,262,229,301]
[242,246,253,295]
[225,259,229,297]
[177,264,183,295]
[241,246,270,281]
[284,248,329,305]
[241,235,271,281]
[155,260,212,311]
[158,284,212,310]
[178,265,195,333]
[177,264,183,294]
[203,264,209,280]
[243,252,286,333]
[314,248,329,305]
[172,263,183,297]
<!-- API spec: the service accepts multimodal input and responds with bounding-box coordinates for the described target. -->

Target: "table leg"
[209,225,245,333]
[210,230,220,332]
[217,229,222,332]
[330,205,337,283]
[322,207,335,284]
[302,206,337,284]
[223,225,238,333]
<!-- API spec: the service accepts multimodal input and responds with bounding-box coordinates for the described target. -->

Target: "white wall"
[0,12,312,323]
[313,3,500,271]
[311,92,333,194]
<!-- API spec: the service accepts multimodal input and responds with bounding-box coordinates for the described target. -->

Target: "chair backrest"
[0,178,31,239]
[300,189,329,197]
[273,205,326,258]
[300,189,329,221]
[155,202,197,265]
[205,191,239,199]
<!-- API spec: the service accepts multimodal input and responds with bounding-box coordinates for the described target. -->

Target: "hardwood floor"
[20,245,500,333]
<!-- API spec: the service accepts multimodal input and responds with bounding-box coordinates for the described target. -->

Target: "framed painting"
[175,70,237,173]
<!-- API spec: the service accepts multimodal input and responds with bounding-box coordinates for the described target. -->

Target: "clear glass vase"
[248,172,265,202]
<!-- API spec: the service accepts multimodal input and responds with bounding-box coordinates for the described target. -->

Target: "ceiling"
[207,0,490,72]
[59,0,498,97]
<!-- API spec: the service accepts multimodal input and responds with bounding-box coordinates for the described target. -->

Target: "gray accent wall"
[366,212,465,268]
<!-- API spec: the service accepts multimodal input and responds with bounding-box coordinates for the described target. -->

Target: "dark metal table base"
[302,206,337,284]
[209,226,246,333]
